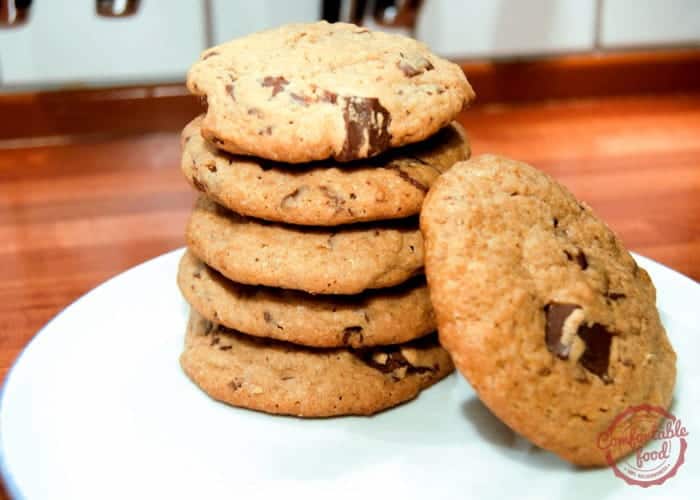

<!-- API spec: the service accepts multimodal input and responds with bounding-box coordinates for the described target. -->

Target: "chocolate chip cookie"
[186,196,424,294]
[178,251,435,347]
[182,116,470,225]
[187,21,474,163]
[420,154,676,466]
[181,310,454,416]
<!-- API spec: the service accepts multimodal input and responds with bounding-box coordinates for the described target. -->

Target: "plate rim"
[0,248,185,499]
[0,247,697,498]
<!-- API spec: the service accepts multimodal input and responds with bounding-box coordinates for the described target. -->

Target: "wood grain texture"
[460,49,700,103]
[1,93,699,497]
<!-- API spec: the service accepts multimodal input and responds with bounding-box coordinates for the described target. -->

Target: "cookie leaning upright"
[420,155,676,466]
[187,21,474,163]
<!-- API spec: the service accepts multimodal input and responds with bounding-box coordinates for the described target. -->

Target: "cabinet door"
[600,0,700,48]
[415,0,596,58]
[0,0,206,89]
[209,0,320,45]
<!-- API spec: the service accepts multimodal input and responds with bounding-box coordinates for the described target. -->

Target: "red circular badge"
[597,404,688,487]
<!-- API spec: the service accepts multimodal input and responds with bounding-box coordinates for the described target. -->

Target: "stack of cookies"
[177,22,475,417]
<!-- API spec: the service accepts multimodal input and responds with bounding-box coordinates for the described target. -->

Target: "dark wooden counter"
[1,93,699,498]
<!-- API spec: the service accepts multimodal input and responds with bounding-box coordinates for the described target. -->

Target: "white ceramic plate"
[1,249,698,500]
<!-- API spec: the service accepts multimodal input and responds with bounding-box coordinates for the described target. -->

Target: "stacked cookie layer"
[177,21,475,417]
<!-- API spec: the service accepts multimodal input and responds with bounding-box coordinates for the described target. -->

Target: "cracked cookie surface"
[187,21,474,163]
[178,251,435,347]
[182,116,470,225]
[420,154,676,466]
[181,310,453,416]
[186,196,424,294]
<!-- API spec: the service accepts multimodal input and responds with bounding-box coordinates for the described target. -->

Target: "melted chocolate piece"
[289,92,312,106]
[397,58,434,77]
[262,76,289,97]
[342,326,364,345]
[545,302,615,381]
[320,90,338,104]
[225,83,235,101]
[576,251,589,270]
[544,302,580,359]
[577,323,614,380]
[192,177,207,193]
[338,97,391,161]
[564,249,588,270]
[606,292,627,301]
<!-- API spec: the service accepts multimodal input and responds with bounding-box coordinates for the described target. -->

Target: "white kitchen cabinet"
[0,0,206,89]
[600,0,700,48]
[415,0,597,59]
[209,0,321,45]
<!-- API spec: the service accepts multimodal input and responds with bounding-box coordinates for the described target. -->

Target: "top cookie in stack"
[178,22,474,417]
[187,21,474,166]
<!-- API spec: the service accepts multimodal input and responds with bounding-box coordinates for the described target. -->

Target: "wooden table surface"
[1,93,699,497]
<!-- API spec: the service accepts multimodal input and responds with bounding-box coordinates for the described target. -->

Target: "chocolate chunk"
[202,321,214,335]
[262,76,289,97]
[578,323,614,380]
[263,311,274,323]
[206,163,217,173]
[544,302,580,359]
[390,165,429,192]
[225,83,235,101]
[320,90,338,104]
[202,50,219,60]
[397,58,434,77]
[354,341,436,377]
[338,96,391,161]
[545,302,615,380]
[193,271,201,279]
[219,345,232,351]
[564,249,588,270]
[290,92,312,106]
[342,326,364,345]
[576,251,589,270]
[553,217,559,228]
[192,177,207,193]
[606,292,627,301]
[362,350,410,373]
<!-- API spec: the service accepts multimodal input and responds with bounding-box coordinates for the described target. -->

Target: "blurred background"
[1,0,699,91]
